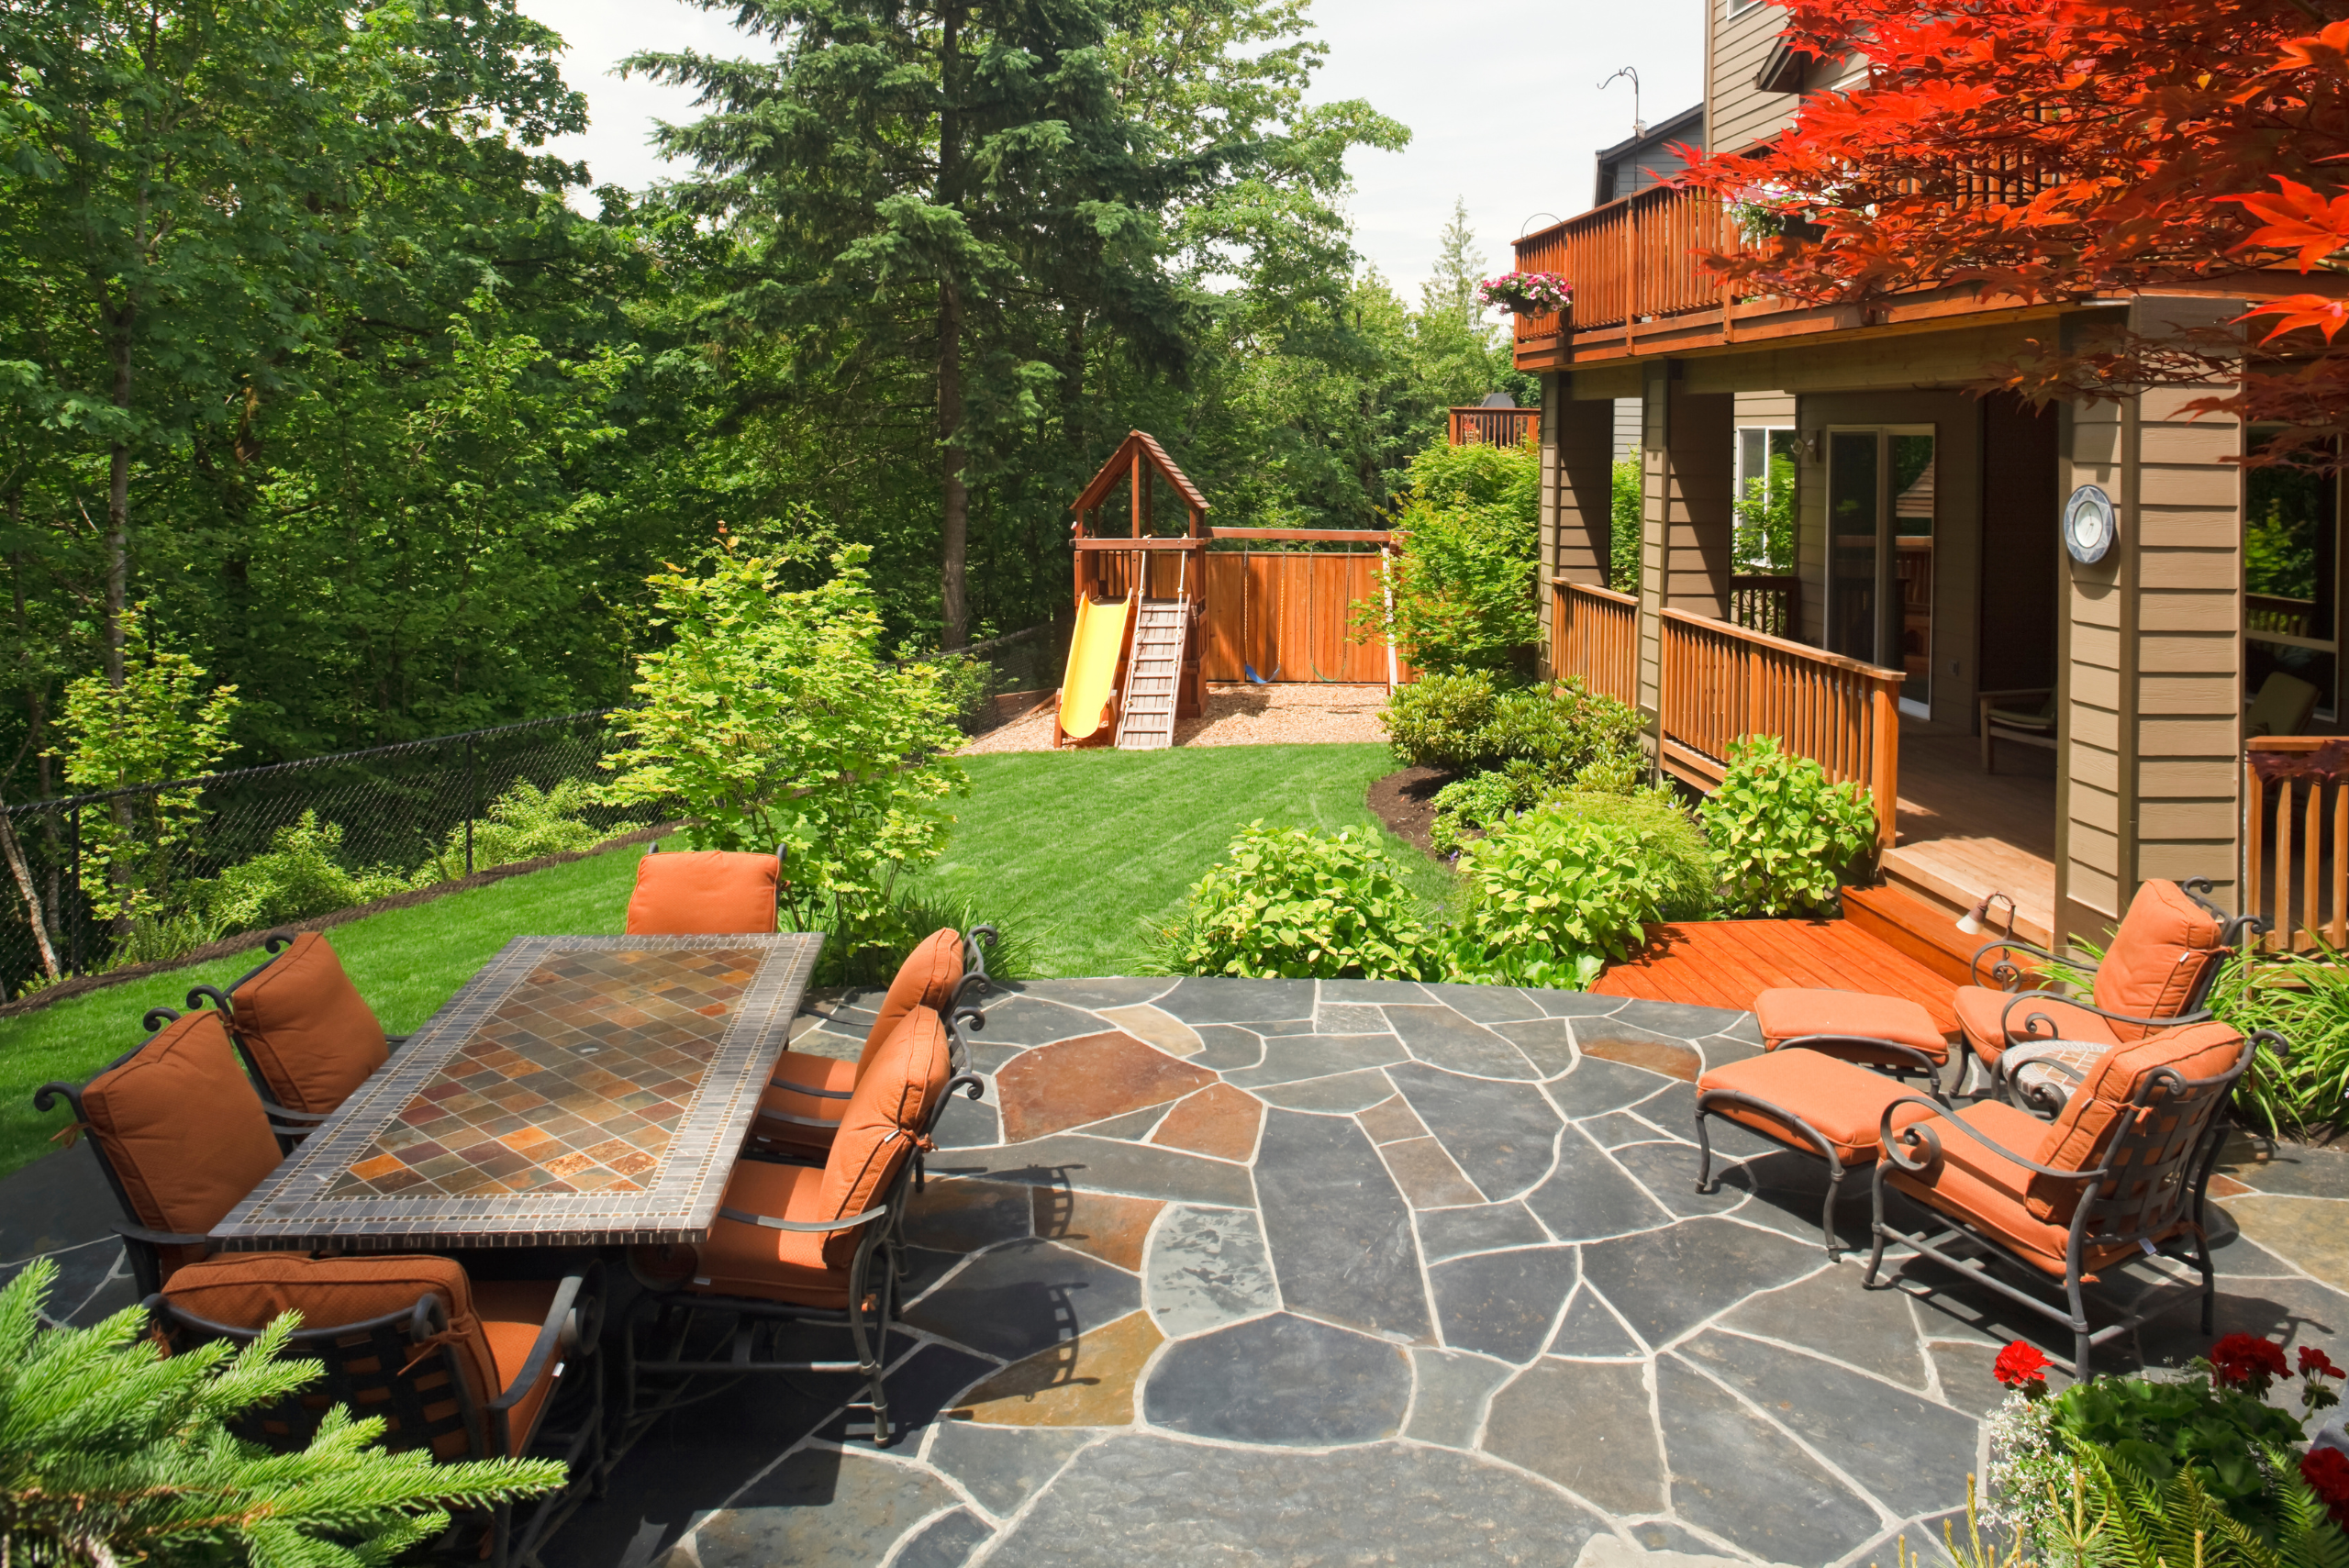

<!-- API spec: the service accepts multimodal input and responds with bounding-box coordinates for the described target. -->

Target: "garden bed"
[1365,764,1451,861]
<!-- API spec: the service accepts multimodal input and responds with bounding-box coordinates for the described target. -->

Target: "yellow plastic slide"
[1057,593,1132,741]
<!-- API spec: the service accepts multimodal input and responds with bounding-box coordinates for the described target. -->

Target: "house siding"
[1709,0,1799,154]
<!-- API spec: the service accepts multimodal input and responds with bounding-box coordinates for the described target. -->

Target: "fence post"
[463,735,476,877]
[67,805,81,974]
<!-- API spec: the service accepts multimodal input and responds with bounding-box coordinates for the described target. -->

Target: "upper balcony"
[1509,183,2322,373]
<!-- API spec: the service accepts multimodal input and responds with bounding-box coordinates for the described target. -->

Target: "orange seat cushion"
[756,1052,859,1147]
[689,1160,855,1307]
[809,1006,952,1267]
[1954,987,2121,1062]
[229,932,390,1115]
[1698,1050,1928,1165]
[2090,880,2227,1040]
[161,1251,542,1457]
[624,851,780,936]
[1753,987,1949,1067]
[82,1012,283,1276]
[859,929,963,1075]
[1883,1099,2143,1278]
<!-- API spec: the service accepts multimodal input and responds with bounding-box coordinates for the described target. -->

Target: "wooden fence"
[1447,407,1540,448]
[1198,551,1395,684]
[1658,609,1903,848]
[2243,738,2349,951]
[1552,580,1639,706]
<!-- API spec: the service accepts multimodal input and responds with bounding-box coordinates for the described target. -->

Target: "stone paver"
[8,976,2347,1568]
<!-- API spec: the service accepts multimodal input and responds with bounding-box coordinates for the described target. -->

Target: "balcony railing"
[2243,738,2349,951]
[1447,407,1540,448]
[1512,185,1743,360]
[1729,574,1801,640]
[1553,581,1639,706]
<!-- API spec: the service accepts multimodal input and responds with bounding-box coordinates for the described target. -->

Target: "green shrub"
[1437,803,1673,990]
[1155,822,1436,980]
[425,778,610,882]
[1547,787,1715,920]
[1429,767,1537,856]
[2203,943,2349,1140]
[1702,736,1878,917]
[0,1258,565,1567]
[1609,459,1641,595]
[1382,669,1502,770]
[197,812,416,938]
[1349,438,1540,675]
[1383,672,1643,785]
[858,883,1037,988]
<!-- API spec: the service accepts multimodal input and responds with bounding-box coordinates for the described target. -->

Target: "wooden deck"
[1593,917,1961,1037]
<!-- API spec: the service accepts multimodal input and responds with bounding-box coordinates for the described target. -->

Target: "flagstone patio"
[4,976,2343,1568]
[549,977,2349,1568]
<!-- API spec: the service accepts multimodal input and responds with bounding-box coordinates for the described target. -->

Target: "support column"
[1636,363,1736,727]
[1542,384,1619,687]
[2056,376,2243,946]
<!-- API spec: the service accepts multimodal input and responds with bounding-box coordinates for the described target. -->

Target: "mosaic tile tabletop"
[214,934,820,1251]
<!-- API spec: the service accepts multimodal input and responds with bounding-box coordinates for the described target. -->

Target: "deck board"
[1594,917,1959,1035]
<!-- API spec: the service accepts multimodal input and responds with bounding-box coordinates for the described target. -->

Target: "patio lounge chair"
[1695,1045,1952,1255]
[753,926,996,1155]
[623,1003,981,1449]
[1865,1018,2265,1381]
[33,1010,295,1296]
[183,930,396,1118]
[1954,876,2254,1077]
[623,845,785,935]
[150,1252,606,1568]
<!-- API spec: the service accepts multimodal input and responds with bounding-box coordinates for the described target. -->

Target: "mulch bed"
[1365,765,1453,862]
[0,824,677,1021]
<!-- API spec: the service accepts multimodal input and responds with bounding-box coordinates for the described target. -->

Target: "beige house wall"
[1707,0,1798,154]
[1636,368,1735,720]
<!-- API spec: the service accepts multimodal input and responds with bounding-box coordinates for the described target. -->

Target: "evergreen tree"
[1422,195,1485,330]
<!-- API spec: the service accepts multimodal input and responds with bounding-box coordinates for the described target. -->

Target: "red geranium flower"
[2301,1346,2346,1382]
[2210,1332,2290,1392]
[1994,1340,2051,1393]
[2302,1446,2349,1532]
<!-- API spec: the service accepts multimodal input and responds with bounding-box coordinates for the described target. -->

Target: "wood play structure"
[1055,430,1406,750]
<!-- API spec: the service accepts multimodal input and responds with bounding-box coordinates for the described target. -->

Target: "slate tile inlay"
[328,945,761,1198]
[1386,1005,1541,1080]
[1387,1062,1561,1202]
[993,1030,1217,1142]
[1146,1205,1278,1339]
[1482,1357,1664,1516]
[1255,1107,1432,1343]
[1658,1354,1885,1565]
[1146,1083,1263,1162]
[898,1238,1142,1362]
[1431,1244,1579,1363]
[1142,1312,1410,1445]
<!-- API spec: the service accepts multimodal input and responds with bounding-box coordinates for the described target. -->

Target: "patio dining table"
[212,933,822,1253]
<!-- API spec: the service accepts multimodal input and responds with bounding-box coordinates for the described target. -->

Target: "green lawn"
[0,742,1433,1179]
[915,743,1444,978]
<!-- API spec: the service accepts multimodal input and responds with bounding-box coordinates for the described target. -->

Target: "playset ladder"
[1114,600,1186,750]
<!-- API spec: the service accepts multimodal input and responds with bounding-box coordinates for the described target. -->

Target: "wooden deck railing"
[2243,738,2348,951]
[1728,574,1800,640]
[1447,406,1539,448]
[1511,184,1742,355]
[1658,609,1903,849]
[1552,580,1639,706]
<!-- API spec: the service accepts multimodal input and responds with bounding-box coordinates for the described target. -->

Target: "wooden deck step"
[1592,917,1959,1038]
[1115,601,1187,751]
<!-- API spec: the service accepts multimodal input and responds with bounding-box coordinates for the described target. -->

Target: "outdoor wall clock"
[2064,484,2117,564]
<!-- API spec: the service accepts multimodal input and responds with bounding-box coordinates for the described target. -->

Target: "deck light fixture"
[1955,891,2017,940]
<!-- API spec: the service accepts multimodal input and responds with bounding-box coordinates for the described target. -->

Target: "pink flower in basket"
[1476,271,1572,317]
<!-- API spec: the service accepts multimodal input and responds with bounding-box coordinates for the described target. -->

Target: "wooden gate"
[1199,551,1396,684]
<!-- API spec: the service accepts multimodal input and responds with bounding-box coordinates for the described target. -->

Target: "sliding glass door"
[1826,427,1937,717]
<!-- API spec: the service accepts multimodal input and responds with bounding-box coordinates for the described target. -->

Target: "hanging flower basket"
[1477,271,1573,319]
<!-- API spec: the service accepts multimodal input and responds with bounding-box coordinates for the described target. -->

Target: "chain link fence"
[0,621,1068,999]
[0,710,650,1000]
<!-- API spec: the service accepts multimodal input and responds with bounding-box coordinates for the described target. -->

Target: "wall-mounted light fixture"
[1955,891,2017,940]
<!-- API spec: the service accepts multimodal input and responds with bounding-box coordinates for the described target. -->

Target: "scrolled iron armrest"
[718,1202,890,1233]
[1998,988,2210,1044]
[184,984,234,1015]
[486,1272,588,1417]
[142,1006,183,1033]
[1875,1094,2108,1182]
[1776,1034,1945,1095]
[1993,1039,2099,1116]
[1968,936,2063,991]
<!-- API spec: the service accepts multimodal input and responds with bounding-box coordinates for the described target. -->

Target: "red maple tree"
[1674,0,2349,465]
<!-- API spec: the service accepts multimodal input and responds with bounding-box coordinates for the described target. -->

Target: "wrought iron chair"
[181,929,400,1122]
[623,844,786,935]
[752,926,996,1157]
[1864,1019,2269,1382]
[623,1003,981,1449]
[33,1009,298,1296]
[1955,876,2260,1080]
[149,1252,606,1568]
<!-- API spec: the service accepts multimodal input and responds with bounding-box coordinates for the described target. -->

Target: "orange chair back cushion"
[806,1005,952,1268]
[161,1251,502,1456]
[230,932,389,1114]
[82,1011,282,1243]
[2091,879,2227,1040]
[2025,1019,2247,1220]
[859,929,963,1075]
[624,850,780,935]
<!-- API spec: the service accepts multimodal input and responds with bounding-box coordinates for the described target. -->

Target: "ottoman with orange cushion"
[1695,1047,1943,1256]
[1752,986,1953,1086]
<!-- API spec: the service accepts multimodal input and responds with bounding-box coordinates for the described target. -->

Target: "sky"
[511,0,1707,306]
